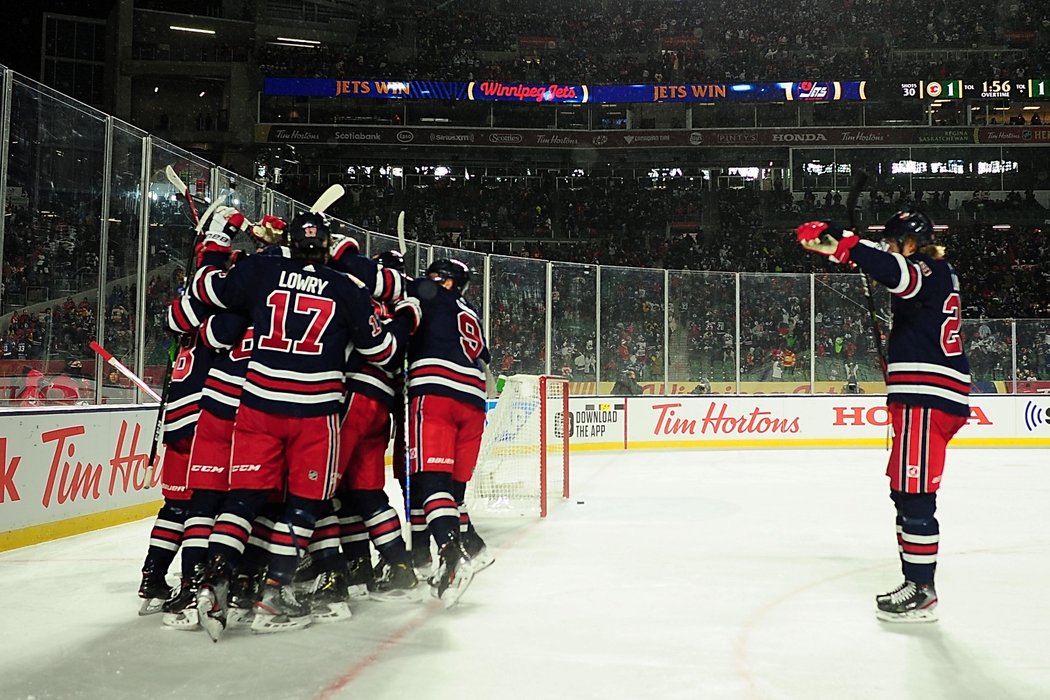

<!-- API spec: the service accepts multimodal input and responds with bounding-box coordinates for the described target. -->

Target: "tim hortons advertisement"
[0,405,162,534]
[564,395,1049,451]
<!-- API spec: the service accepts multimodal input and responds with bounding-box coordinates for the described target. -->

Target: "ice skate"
[876,580,938,623]
[196,557,232,642]
[137,569,171,616]
[345,556,374,599]
[161,579,199,630]
[307,570,353,622]
[412,546,434,579]
[371,562,420,602]
[429,538,475,609]
[227,571,262,629]
[251,578,312,634]
[462,530,495,573]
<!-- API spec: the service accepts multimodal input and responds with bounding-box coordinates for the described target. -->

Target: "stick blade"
[164,165,189,195]
[310,184,345,214]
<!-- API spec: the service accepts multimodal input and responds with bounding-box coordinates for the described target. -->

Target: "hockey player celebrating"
[190,210,421,640]
[406,258,491,607]
[796,208,970,623]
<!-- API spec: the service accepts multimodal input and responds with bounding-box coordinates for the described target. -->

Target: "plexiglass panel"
[668,270,736,392]
[551,262,597,384]
[3,80,105,404]
[143,142,211,397]
[738,273,811,390]
[599,266,665,392]
[487,255,547,377]
[813,272,890,393]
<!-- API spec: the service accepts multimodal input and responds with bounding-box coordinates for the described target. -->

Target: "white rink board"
[565,395,1050,450]
[0,405,162,534]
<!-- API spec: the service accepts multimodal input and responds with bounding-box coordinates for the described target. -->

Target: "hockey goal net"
[467,374,570,518]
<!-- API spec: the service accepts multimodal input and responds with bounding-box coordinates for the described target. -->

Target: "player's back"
[885,253,971,415]
[407,285,487,409]
[231,255,368,417]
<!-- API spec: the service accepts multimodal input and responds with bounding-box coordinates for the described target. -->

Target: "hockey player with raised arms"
[796,208,970,622]
[406,258,490,606]
[189,210,422,640]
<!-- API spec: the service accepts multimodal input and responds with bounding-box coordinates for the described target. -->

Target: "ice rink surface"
[1,448,1048,700]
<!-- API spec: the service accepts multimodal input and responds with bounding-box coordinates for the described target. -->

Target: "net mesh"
[466,375,569,517]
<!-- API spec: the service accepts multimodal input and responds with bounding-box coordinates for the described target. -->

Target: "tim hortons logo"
[832,405,992,426]
[652,402,800,436]
[0,420,159,507]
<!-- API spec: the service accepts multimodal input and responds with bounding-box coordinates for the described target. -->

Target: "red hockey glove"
[796,221,860,264]
[250,214,287,246]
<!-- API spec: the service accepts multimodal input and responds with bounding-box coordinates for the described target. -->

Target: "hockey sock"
[414,472,459,545]
[267,496,327,584]
[893,491,939,585]
[307,500,345,572]
[206,489,270,570]
[353,489,410,565]
[336,496,371,561]
[452,479,477,538]
[142,501,188,576]
[181,490,225,580]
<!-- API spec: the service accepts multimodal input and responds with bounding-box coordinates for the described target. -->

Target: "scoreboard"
[896,79,1049,100]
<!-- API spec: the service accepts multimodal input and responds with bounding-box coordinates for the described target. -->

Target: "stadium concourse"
[1,449,1048,700]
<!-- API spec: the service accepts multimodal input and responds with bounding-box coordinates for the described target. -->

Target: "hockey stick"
[164,165,202,225]
[310,184,345,214]
[847,172,888,383]
[90,341,162,402]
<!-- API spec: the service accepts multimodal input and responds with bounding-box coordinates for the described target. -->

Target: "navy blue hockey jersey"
[163,296,212,444]
[329,239,403,303]
[849,243,971,417]
[406,281,490,410]
[198,321,253,421]
[344,301,402,411]
[191,254,411,417]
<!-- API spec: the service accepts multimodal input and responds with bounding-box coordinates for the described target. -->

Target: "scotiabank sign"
[561,395,1048,450]
[0,406,162,533]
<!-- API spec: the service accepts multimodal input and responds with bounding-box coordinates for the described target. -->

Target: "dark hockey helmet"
[288,211,331,259]
[882,208,934,249]
[426,258,471,292]
[373,249,405,272]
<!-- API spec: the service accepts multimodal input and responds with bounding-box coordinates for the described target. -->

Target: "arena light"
[277,36,320,45]
[170,25,215,35]
[992,224,1011,230]
[933,225,949,231]
[1023,105,1041,110]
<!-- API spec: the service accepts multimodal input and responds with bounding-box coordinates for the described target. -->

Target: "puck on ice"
[576,500,585,504]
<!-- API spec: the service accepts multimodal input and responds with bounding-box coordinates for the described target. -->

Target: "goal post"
[466,374,570,518]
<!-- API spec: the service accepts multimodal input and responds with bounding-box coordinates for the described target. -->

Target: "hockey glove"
[393,296,422,334]
[796,221,860,265]
[250,214,287,246]
[196,206,247,265]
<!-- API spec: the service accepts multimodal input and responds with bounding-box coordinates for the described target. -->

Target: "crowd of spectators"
[3,178,1048,398]
[256,0,1050,84]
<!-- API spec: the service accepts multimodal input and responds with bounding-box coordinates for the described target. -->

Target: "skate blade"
[162,609,199,629]
[347,584,370,600]
[433,562,476,609]
[370,586,422,603]
[250,612,312,634]
[139,597,167,616]
[470,551,495,573]
[876,608,938,623]
[226,608,255,629]
[196,593,225,642]
[310,602,353,623]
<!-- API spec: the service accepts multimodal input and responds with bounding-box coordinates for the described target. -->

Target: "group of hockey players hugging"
[136,202,493,641]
